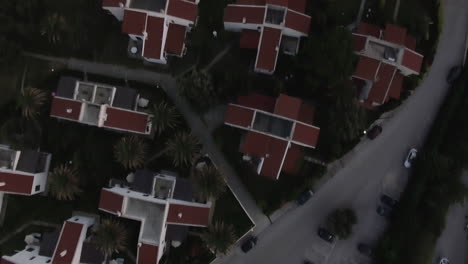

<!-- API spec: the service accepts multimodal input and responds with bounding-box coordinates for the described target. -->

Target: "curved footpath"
[216,0,468,263]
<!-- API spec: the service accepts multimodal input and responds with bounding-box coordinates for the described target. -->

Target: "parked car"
[376,205,392,217]
[365,125,382,140]
[317,228,335,243]
[380,194,398,208]
[439,257,450,264]
[241,236,257,253]
[447,66,462,84]
[404,148,418,168]
[357,243,374,257]
[297,190,314,205]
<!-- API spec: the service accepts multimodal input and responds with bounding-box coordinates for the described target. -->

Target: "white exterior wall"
[30,153,52,195]
[2,246,52,264]
[103,6,125,21]
[224,22,262,32]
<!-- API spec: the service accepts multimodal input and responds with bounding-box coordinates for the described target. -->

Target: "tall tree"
[17,87,48,119]
[114,135,147,170]
[165,132,201,168]
[194,164,226,201]
[201,221,235,255]
[92,218,128,264]
[150,101,180,135]
[177,69,218,110]
[48,164,82,201]
[40,13,68,44]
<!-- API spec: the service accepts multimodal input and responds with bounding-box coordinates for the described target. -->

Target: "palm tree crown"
[201,221,235,255]
[150,101,180,135]
[92,218,127,263]
[165,132,200,168]
[48,164,82,201]
[17,87,48,119]
[195,165,226,201]
[114,135,147,170]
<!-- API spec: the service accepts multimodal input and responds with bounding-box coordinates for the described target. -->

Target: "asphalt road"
[218,0,468,263]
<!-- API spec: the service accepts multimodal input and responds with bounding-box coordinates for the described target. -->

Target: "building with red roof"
[224,94,320,180]
[98,170,212,264]
[223,0,311,74]
[351,23,424,108]
[50,76,153,135]
[2,215,105,264]
[103,0,199,64]
[0,145,51,196]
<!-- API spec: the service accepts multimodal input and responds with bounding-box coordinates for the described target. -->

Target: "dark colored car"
[380,194,398,208]
[297,190,313,205]
[241,236,257,253]
[447,66,462,84]
[317,228,335,243]
[377,206,392,217]
[357,243,374,257]
[366,125,382,140]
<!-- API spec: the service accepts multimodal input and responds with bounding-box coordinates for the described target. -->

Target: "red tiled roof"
[50,97,82,121]
[402,48,423,73]
[281,143,303,174]
[255,27,282,73]
[384,24,407,45]
[352,34,367,52]
[237,94,275,112]
[143,16,165,60]
[52,221,84,264]
[167,0,198,23]
[99,189,124,214]
[240,30,261,49]
[285,10,310,35]
[357,23,381,38]
[165,24,187,56]
[235,0,266,5]
[388,72,403,100]
[224,6,266,24]
[137,243,158,264]
[122,10,146,36]
[104,107,150,133]
[1,258,15,264]
[354,56,380,81]
[225,105,255,128]
[287,0,307,13]
[266,0,288,7]
[0,172,34,195]
[292,123,320,147]
[405,35,417,50]
[166,203,210,226]
[274,94,302,120]
[241,132,288,179]
[102,0,126,7]
[297,103,315,125]
[367,63,395,104]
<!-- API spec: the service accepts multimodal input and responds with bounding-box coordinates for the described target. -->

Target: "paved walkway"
[26,53,269,231]
[203,45,232,71]
[0,221,61,245]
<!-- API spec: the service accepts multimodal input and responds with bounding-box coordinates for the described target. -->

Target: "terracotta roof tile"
[224,6,266,24]
[402,48,423,73]
[237,94,276,112]
[405,35,417,50]
[388,72,403,100]
[137,243,158,264]
[103,107,150,134]
[274,94,302,119]
[50,97,82,121]
[240,29,261,49]
[165,23,187,56]
[143,16,165,60]
[297,103,315,125]
[287,0,307,13]
[354,56,380,81]
[98,189,124,214]
[235,0,266,4]
[292,123,320,147]
[266,0,288,7]
[167,0,198,22]
[166,203,210,226]
[367,63,395,104]
[285,10,310,35]
[384,24,407,45]
[52,221,84,264]
[357,23,381,38]
[352,34,367,52]
[255,27,282,73]
[0,172,34,195]
[225,105,255,128]
[281,143,303,174]
[122,10,147,36]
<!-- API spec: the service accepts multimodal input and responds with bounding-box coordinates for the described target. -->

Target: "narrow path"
[355,0,368,25]
[203,45,232,72]
[0,221,60,245]
[25,53,269,228]
[393,0,401,22]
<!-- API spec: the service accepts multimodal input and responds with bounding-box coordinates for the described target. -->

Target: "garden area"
[374,67,468,264]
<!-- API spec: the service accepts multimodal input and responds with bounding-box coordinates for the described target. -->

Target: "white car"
[404,148,417,168]
[439,257,450,264]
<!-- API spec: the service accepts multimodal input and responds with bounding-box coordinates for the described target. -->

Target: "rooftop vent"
[242,17,246,23]
[178,213,183,219]
[59,250,67,257]
[0,182,5,187]
[66,108,73,114]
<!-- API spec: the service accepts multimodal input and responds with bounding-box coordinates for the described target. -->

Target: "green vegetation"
[48,164,82,201]
[150,101,180,135]
[326,208,358,240]
[177,69,219,112]
[113,135,148,170]
[165,132,201,168]
[201,221,236,255]
[92,218,128,264]
[213,188,254,237]
[374,69,468,264]
[194,164,226,201]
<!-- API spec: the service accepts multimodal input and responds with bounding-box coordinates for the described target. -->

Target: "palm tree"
[195,165,226,201]
[40,13,68,44]
[48,164,82,201]
[114,135,147,170]
[92,218,127,264]
[177,69,218,109]
[17,87,48,119]
[165,132,201,168]
[150,101,180,135]
[201,221,235,255]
